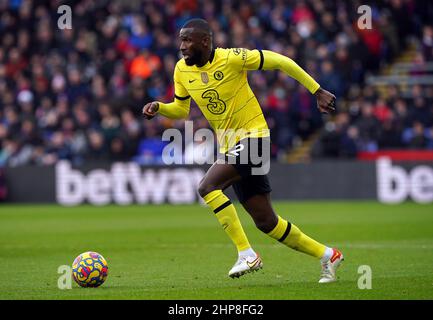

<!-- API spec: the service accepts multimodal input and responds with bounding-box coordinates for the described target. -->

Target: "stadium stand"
[0,0,432,166]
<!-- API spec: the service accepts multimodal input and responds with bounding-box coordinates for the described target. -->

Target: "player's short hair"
[182,18,212,36]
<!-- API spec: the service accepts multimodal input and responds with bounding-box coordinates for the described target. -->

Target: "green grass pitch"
[0,201,432,300]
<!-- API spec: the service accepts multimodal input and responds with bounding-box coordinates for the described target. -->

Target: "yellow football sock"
[267,216,326,258]
[203,190,251,252]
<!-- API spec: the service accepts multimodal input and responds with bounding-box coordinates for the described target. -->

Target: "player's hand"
[315,88,336,114]
[142,102,159,120]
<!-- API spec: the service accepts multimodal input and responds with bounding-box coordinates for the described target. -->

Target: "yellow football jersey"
[173,48,270,152]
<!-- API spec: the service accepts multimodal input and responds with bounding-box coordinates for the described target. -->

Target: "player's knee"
[254,214,278,234]
[197,181,217,198]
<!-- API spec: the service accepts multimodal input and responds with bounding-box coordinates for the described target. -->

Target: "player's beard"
[184,49,202,66]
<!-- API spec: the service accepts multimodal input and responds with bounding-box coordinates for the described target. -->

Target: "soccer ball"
[72,251,108,288]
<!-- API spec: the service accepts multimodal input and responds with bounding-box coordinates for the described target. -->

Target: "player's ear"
[202,35,211,48]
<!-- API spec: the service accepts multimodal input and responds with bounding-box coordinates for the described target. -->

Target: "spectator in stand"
[85,130,108,162]
[318,60,344,100]
[373,98,392,123]
[378,116,404,149]
[129,49,162,80]
[421,26,433,61]
[355,103,380,152]
[402,121,429,149]
[134,124,168,165]
[340,126,360,158]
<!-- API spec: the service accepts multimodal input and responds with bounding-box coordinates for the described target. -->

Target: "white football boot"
[228,253,263,278]
[319,248,344,283]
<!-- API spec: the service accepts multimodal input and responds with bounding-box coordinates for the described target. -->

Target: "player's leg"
[198,161,261,277]
[240,191,328,257]
[239,187,343,283]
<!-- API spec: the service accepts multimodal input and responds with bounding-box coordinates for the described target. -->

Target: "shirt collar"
[209,48,215,64]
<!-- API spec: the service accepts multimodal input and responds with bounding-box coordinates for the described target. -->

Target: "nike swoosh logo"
[189,79,196,83]
[246,257,261,269]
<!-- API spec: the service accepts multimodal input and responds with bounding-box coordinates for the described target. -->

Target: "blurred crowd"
[0,0,432,167]
[0,168,5,200]
[312,84,433,158]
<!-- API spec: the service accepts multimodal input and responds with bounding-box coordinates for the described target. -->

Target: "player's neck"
[196,48,215,67]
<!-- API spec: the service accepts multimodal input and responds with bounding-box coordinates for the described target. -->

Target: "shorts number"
[202,89,226,115]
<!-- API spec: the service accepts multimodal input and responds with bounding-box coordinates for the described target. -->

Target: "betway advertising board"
[56,161,206,206]
[2,158,433,205]
[377,158,433,204]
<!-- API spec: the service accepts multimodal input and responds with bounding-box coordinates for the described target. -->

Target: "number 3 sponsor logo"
[202,89,226,115]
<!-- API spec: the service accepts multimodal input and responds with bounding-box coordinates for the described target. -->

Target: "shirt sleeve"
[228,48,263,72]
[173,64,190,100]
[261,50,320,94]
[157,65,191,119]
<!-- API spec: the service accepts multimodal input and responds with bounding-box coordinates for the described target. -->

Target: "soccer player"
[142,19,343,283]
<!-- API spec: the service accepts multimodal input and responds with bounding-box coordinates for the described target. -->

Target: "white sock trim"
[321,247,333,263]
[239,248,256,258]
